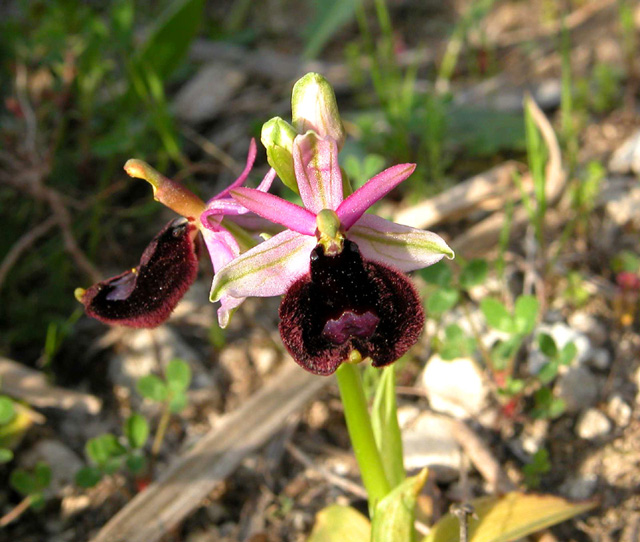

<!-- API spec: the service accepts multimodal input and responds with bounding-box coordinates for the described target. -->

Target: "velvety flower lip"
[210,132,454,307]
[279,239,425,375]
[76,218,199,328]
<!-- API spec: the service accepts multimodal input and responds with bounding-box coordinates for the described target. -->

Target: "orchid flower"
[76,140,275,328]
[210,132,454,375]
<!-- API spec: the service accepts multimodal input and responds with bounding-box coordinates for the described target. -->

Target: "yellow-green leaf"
[372,469,428,542]
[423,492,596,542]
[307,505,370,542]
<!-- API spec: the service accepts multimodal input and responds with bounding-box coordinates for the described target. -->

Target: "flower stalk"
[335,363,390,512]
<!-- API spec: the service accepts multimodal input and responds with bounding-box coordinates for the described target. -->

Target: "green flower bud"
[261,117,299,194]
[291,73,345,150]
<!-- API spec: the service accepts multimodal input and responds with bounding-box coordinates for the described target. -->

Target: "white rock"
[607,394,632,427]
[568,312,608,347]
[609,129,640,175]
[575,408,611,439]
[605,185,640,228]
[420,355,489,419]
[173,62,246,124]
[402,411,461,482]
[555,366,599,413]
[20,439,83,495]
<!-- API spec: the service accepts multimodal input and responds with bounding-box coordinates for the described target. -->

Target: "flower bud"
[291,73,345,150]
[261,117,299,194]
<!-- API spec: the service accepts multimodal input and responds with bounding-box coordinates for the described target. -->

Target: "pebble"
[173,62,246,124]
[20,439,83,495]
[575,408,612,439]
[402,411,461,482]
[568,312,608,347]
[608,129,640,175]
[607,394,632,427]
[604,185,640,228]
[555,366,599,413]
[420,355,489,420]
[560,474,598,500]
[586,348,612,371]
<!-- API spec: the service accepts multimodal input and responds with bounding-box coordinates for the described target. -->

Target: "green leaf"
[75,466,103,488]
[371,366,405,489]
[490,337,522,370]
[480,298,514,334]
[169,391,188,413]
[307,505,370,542]
[10,469,35,496]
[423,492,596,542]
[125,452,147,474]
[441,324,476,360]
[86,434,127,466]
[459,259,489,290]
[29,493,45,510]
[303,0,359,59]
[427,288,459,316]
[536,361,560,385]
[537,333,557,358]
[34,462,51,490]
[0,396,16,425]
[0,448,13,463]
[165,359,191,393]
[559,342,577,366]
[514,295,539,335]
[372,469,428,542]
[133,0,206,82]
[419,261,453,287]
[136,375,168,402]
[125,413,149,449]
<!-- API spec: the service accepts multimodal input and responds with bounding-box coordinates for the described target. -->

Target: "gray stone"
[556,366,599,413]
[560,474,598,500]
[605,185,640,228]
[568,312,608,347]
[575,408,612,439]
[402,411,461,482]
[173,62,246,124]
[609,129,640,175]
[420,355,490,420]
[587,348,612,371]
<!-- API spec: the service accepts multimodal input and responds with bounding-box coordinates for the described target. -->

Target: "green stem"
[336,363,391,512]
[151,402,171,458]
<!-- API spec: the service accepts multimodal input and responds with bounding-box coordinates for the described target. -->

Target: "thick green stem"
[336,363,391,511]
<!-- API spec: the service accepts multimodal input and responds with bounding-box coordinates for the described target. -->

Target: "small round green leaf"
[136,375,168,402]
[34,462,51,490]
[459,259,489,290]
[537,333,557,358]
[125,413,149,449]
[10,469,35,496]
[514,295,539,334]
[165,359,191,393]
[426,288,459,316]
[480,298,515,334]
[86,434,126,466]
[75,466,103,488]
[0,396,16,425]
[0,448,14,463]
[29,493,45,510]
[125,452,147,474]
[169,391,187,413]
[419,261,453,287]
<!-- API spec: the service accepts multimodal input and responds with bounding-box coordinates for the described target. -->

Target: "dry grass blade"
[90,362,329,542]
[0,357,102,415]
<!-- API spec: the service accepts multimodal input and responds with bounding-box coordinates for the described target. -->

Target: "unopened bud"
[292,73,345,150]
[261,117,298,194]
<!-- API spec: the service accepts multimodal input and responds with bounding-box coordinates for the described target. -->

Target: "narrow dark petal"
[279,239,425,376]
[79,218,199,328]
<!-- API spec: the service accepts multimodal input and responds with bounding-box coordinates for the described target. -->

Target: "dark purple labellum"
[79,218,199,328]
[279,239,425,376]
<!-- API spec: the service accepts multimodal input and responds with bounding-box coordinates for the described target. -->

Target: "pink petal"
[336,163,416,230]
[256,167,277,192]
[348,214,454,272]
[200,226,241,274]
[210,230,316,304]
[209,139,257,203]
[231,187,317,235]
[293,133,343,213]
